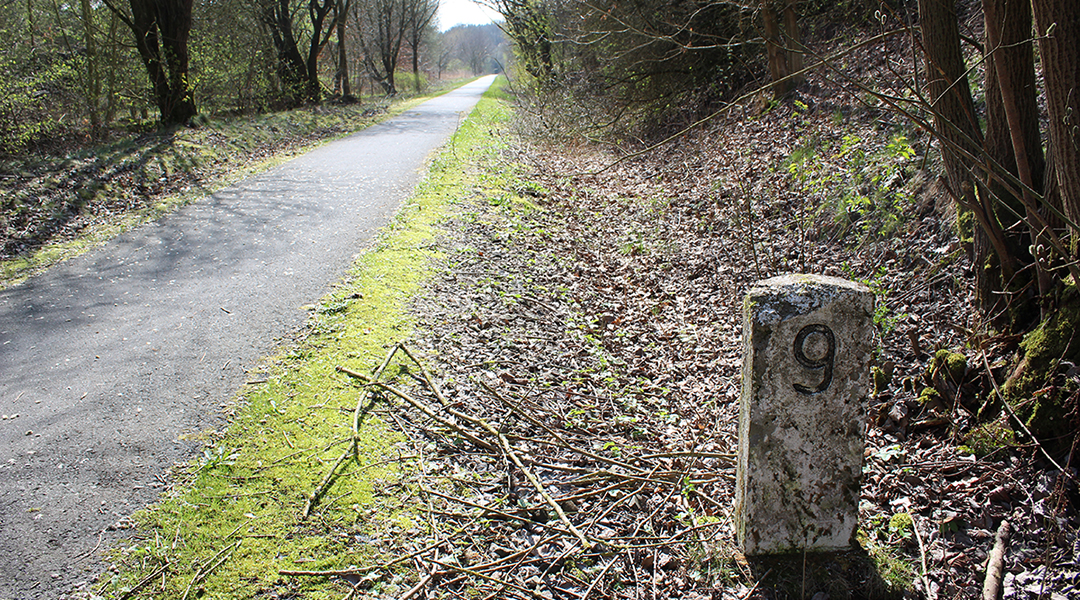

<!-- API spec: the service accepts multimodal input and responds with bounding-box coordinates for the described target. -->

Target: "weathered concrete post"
[736,274,874,555]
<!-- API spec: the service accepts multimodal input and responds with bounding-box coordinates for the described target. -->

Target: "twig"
[422,486,576,537]
[181,540,242,600]
[338,367,499,452]
[979,351,1076,483]
[738,570,770,600]
[302,449,350,519]
[481,380,645,474]
[635,450,736,462]
[912,514,934,600]
[117,562,169,600]
[429,558,546,599]
[982,519,1011,600]
[489,421,592,549]
[73,528,106,561]
[580,556,618,600]
[351,345,400,459]
[398,571,435,600]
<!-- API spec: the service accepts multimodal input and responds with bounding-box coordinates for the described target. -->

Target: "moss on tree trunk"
[1003,284,1080,454]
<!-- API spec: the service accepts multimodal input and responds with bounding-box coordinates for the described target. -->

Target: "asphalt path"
[0,75,495,598]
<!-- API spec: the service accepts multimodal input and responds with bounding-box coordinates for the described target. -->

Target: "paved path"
[0,75,495,598]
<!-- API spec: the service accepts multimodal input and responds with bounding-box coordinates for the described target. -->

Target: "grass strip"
[96,78,511,600]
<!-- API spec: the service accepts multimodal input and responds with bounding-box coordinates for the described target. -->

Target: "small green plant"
[959,419,1015,457]
[842,263,905,335]
[859,517,917,592]
[786,131,917,243]
[887,512,914,542]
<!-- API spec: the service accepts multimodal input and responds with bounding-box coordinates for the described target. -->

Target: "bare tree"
[354,0,407,95]
[259,0,338,105]
[103,0,197,124]
[1032,0,1080,229]
[404,0,437,91]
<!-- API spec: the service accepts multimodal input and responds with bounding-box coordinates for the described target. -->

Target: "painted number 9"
[793,324,835,394]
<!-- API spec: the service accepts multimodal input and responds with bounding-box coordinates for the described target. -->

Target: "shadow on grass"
[745,544,908,600]
[0,131,186,259]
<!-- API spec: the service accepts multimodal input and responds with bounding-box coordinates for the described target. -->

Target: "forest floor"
[386,74,1079,597]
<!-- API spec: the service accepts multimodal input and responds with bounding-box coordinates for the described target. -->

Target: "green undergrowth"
[0,80,472,290]
[95,78,510,600]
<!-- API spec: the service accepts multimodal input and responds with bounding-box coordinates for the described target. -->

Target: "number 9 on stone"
[792,324,835,394]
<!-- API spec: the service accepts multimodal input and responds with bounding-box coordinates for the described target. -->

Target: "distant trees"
[442,23,507,76]
[0,0,507,151]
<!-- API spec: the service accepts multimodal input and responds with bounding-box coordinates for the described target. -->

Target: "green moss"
[96,78,513,599]
[931,349,967,384]
[1002,284,1080,446]
[955,207,974,244]
[961,420,1016,457]
[917,386,941,404]
[887,512,913,536]
[872,365,892,395]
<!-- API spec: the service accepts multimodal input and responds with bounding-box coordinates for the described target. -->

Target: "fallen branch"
[352,344,400,459]
[430,558,547,599]
[302,448,350,519]
[181,540,241,600]
[473,407,594,550]
[982,519,1011,600]
[338,366,498,452]
[912,514,935,600]
[398,571,435,600]
[118,562,169,600]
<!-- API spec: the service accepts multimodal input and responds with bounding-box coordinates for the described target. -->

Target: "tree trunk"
[919,0,1021,320]
[124,0,197,124]
[979,0,1047,324]
[305,0,336,103]
[762,3,791,96]
[336,0,351,98]
[1032,0,1080,236]
[782,4,804,87]
[760,0,802,96]
[80,0,101,133]
[265,0,307,106]
[987,0,1054,320]
[412,35,420,91]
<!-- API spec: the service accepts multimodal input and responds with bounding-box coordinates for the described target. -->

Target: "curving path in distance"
[0,75,495,599]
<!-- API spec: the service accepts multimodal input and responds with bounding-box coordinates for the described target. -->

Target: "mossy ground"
[94,80,510,599]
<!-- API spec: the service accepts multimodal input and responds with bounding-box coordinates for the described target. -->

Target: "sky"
[438,0,500,31]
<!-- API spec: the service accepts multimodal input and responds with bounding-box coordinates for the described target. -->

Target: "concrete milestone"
[736,274,875,555]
